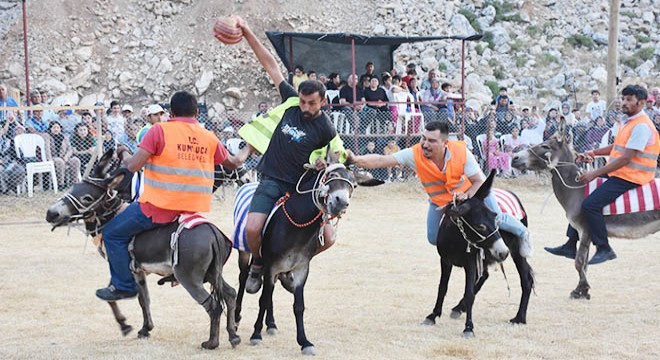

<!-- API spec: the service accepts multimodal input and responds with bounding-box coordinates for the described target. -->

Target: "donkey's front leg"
[235,251,251,326]
[293,280,315,355]
[423,258,453,325]
[134,272,154,338]
[462,262,477,338]
[250,267,273,346]
[571,233,591,300]
[108,301,133,336]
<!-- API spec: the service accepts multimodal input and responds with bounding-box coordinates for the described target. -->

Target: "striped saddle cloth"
[232,182,259,252]
[585,178,660,215]
[492,188,526,220]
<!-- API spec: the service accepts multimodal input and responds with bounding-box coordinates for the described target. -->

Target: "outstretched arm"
[347,150,400,169]
[235,17,285,87]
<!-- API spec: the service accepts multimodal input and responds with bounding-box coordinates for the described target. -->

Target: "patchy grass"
[483,31,495,49]
[622,56,641,69]
[510,38,524,52]
[438,63,448,71]
[488,58,500,68]
[636,34,650,43]
[514,55,528,68]
[488,0,526,23]
[567,34,595,49]
[526,25,542,38]
[475,43,485,56]
[635,47,655,61]
[485,80,500,97]
[539,53,559,64]
[458,8,482,33]
[621,10,636,17]
[493,67,506,80]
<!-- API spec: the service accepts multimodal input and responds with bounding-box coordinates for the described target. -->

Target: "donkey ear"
[106,173,126,190]
[325,145,339,164]
[557,117,567,143]
[474,170,496,200]
[91,149,115,178]
[447,202,471,217]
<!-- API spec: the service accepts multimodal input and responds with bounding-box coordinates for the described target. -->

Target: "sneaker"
[95,285,137,301]
[588,247,617,265]
[245,265,263,294]
[544,244,577,259]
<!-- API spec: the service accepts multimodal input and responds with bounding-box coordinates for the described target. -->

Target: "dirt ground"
[1,177,659,360]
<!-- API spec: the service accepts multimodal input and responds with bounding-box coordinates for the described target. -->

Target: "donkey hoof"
[462,330,475,339]
[570,289,591,300]
[120,325,133,336]
[509,317,526,325]
[421,318,435,326]
[137,329,150,339]
[229,336,241,348]
[201,339,219,350]
[249,338,262,346]
[301,345,316,356]
[450,310,462,319]
[266,327,278,336]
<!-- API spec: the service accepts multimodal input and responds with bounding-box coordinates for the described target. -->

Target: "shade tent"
[265,32,483,79]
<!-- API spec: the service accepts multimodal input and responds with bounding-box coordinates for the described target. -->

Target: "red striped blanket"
[585,178,660,215]
[493,188,525,220]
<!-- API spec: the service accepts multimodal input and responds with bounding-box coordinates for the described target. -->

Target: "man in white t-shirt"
[585,89,607,122]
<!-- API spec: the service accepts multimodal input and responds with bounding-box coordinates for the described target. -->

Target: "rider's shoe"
[544,244,577,259]
[95,285,137,301]
[245,265,263,294]
[588,246,617,265]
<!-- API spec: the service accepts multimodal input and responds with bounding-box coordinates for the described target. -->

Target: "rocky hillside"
[0,0,658,116]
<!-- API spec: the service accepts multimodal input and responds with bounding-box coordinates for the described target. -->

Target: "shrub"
[475,43,485,56]
[567,34,595,49]
[636,35,650,43]
[515,56,527,68]
[621,56,641,69]
[526,25,542,38]
[493,68,506,80]
[510,38,524,52]
[483,31,495,49]
[488,0,525,23]
[458,8,482,33]
[539,53,559,64]
[635,47,655,61]
[438,63,448,71]
[488,58,499,67]
[621,10,635,18]
[485,80,500,97]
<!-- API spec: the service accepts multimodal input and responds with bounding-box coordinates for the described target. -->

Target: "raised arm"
[234,17,285,87]
[346,150,400,169]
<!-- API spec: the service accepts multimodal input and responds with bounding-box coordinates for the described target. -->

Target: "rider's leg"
[582,176,637,264]
[426,200,443,246]
[483,192,532,257]
[98,202,157,301]
[545,225,579,258]
[244,178,286,294]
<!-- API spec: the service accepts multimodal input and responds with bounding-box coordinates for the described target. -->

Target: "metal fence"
[0,102,641,198]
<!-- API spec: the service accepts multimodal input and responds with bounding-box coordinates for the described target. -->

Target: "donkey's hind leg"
[235,250,251,325]
[134,272,154,338]
[221,279,241,348]
[450,269,490,319]
[571,234,591,300]
[108,301,133,336]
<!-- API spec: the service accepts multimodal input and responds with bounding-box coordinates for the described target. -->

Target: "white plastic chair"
[393,92,425,134]
[475,134,487,168]
[14,134,58,197]
[225,138,245,156]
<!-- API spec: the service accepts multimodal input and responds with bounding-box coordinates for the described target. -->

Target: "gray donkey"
[46,150,240,349]
[512,119,660,299]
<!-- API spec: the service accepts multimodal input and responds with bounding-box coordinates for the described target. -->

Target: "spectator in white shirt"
[585,89,607,121]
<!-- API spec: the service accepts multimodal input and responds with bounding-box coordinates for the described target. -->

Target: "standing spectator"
[586,89,607,121]
[401,63,417,88]
[121,105,134,121]
[291,65,308,90]
[48,121,80,188]
[561,102,576,126]
[586,116,609,150]
[361,61,375,81]
[421,78,443,122]
[39,90,58,123]
[226,108,245,130]
[494,87,513,106]
[363,77,390,133]
[381,72,402,131]
[643,96,655,117]
[0,84,19,122]
[483,124,511,177]
[106,101,125,140]
[137,104,166,143]
[70,123,96,171]
[252,102,269,120]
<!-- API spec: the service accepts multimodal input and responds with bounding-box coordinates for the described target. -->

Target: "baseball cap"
[147,104,165,115]
[122,104,134,113]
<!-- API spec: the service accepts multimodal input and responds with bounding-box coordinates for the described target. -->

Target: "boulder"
[589,66,607,83]
[195,70,214,95]
[592,32,608,46]
[450,13,475,35]
[74,46,93,61]
[40,78,68,93]
[223,87,242,99]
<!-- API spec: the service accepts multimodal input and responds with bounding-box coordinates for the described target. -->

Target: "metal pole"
[606,0,620,106]
[351,37,358,153]
[460,40,466,140]
[22,0,31,106]
[288,36,294,83]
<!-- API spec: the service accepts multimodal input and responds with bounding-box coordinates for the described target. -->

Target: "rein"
[528,146,586,189]
[276,193,324,228]
[58,177,123,236]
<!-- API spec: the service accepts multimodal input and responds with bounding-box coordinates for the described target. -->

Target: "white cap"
[121,104,134,112]
[147,104,165,115]
[222,126,235,133]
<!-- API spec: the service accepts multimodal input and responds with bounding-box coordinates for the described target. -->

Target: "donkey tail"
[208,224,240,346]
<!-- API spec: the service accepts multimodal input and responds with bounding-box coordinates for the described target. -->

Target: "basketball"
[214,16,243,45]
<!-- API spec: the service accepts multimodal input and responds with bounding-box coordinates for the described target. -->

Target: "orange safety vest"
[608,113,660,185]
[412,140,472,207]
[139,121,220,212]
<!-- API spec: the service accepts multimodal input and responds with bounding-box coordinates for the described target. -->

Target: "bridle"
[58,176,123,236]
[528,143,586,189]
[449,195,500,253]
[296,163,356,214]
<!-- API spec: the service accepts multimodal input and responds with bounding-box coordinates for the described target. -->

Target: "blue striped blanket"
[232,182,258,252]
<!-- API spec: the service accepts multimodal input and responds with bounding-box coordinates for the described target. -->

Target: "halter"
[58,176,123,236]
[450,195,500,253]
[528,145,586,189]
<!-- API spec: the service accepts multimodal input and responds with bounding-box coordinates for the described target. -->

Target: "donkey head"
[445,170,509,262]
[511,117,575,171]
[46,149,125,228]
[315,149,357,217]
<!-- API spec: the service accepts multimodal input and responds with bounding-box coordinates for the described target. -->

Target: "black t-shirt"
[363,87,389,111]
[339,86,363,104]
[257,81,337,184]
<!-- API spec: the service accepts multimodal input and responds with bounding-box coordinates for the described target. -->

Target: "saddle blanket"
[232,182,259,252]
[585,178,660,215]
[492,188,525,220]
[172,213,232,266]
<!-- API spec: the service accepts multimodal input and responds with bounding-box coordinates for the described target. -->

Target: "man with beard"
[346,121,530,250]
[229,16,341,294]
[545,85,660,265]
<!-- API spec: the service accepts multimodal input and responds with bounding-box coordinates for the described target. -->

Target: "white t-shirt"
[392,144,481,177]
[586,100,607,121]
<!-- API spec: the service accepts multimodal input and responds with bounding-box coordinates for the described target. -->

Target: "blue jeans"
[582,176,637,248]
[102,202,158,292]
[426,192,528,245]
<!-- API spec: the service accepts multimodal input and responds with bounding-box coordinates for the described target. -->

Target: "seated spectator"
[361,61,375,81]
[80,112,97,136]
[572,122,591,154]
[498,110,518,134]
[292,65,308,90]
[121,104,134,121]
[70,123,96,170]
[25,106,49,133]
[55,107,79,137]
[363,77,390,133]
[0,122,26,194]
[421,79,444,123]
[520,113,545,146]
[47,121,80,188]
[482,126,511,177]
[383,139,402,181]
[252,102,269,120]
[118,120,140,154]
[421,69,438,90]
[586,116,609,150]
[103,129,116,153]
[360,141,386,181]
[326,73,340,91]
[503,125,526,153]
[561,102,576,126]
[307,70,317,81]
[226,108,245,130]
[401,63,416,88]
[318,73,327,87]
